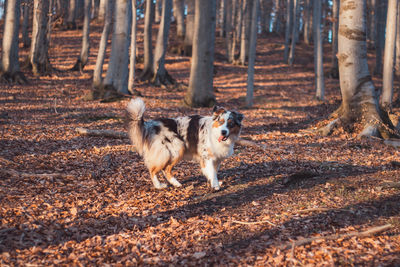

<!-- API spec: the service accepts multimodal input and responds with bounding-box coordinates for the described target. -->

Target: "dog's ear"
[236,113,244,123]
[212,105,226,119]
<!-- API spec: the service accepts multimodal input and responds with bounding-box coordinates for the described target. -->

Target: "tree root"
[85,84,130,102]
[0,71,29,84]
[318,118,339,136]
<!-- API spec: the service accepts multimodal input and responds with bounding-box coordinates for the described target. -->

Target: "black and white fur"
[127,98,244,190]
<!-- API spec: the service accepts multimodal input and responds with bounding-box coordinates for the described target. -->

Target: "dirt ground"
[1,21,400,266]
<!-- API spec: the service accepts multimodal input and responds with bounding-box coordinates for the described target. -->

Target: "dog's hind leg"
[149,167,168,189]
[163,147,184,187]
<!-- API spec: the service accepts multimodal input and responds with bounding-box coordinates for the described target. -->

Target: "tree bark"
[173,0,185,38]
[139,0,154,80]
[102,0,132,96]
[288,0,299,65]
[98,0,106,22]
[72,0,92,72]
[396,3,400,77]
[65,0,77,29]
[184,0,217,107]
[283,0,293,63]
[374,0,387,76]
[381,0,398,111]
[320,0,398,139]
[155,0,161,23]
[30,0,52,76]
[246,0,259,108]
[21,0,30,48]
[314,0,324,100]
[93,0,113,87]
[128,0,138,94]
[329,0,340,78]
[303,0,311,45]
[183,0,195,56]
[240,0,252,65]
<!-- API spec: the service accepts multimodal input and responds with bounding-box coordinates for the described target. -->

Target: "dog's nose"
[221,130,228,136]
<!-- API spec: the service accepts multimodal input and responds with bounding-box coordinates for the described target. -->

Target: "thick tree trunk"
[128,0,138,94]
[183,0,194,56]
[320,0,398,139]
[381,0,398,111]
[1,0,27,83]
[102,0,132,96]
[30,0,52,76]
[184,0,217,107]
[139,0,154,80]
[246,0,259,108]
[283,0,293,63]
[173,0,185,38]
[288,0,299,65]
[151,0,174,86]
[314,0,324,100]
[72,0,92,72]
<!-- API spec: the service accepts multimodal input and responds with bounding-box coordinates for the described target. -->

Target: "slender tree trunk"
[21,0,30,48]
[65,0,77,29]
[225,0,233,61]
[230,0,240,62]
[219,0,226,37]
[288,0,299,65]
[272,0,281,33]
[184,0,217,107]
[240,0,252,65]
[102,0,132,96]
[368,0,376,48]
[374,0,387,76]
[303,0,311,45]
[314,0,324,100]
[283,0,293,63]
[1,0,27,83]
[173,0,185,38]
[30,0,52,75]
[395,3,400,77]
[91,0,99,19]
[381,0,398,111]
[246,0,259,108]
[128,0,138,94]
[330,0,339,78]
[93,0,113,87]
[151,0,174,85]
[140,0,154,80]
[320,0,397,139]
[98,0,106,22]
[155,0,161,23]
[183,0,194,56]
[73,0,92,72]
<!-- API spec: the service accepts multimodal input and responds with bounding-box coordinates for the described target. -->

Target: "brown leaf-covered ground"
[1,21,400,266]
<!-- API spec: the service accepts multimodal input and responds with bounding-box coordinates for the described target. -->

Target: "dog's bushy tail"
[127,98,146,155]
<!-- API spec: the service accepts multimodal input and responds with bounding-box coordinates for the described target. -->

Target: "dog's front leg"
[202,159,221,190]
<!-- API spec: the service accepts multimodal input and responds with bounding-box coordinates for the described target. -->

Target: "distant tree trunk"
[240,0,252,65]
[183,0,194,56]
[72,0,92,72]
[303,0,311,45]
[219,0,226,37]
[330,0,339,78]
[173,0,185,38]
[288,0,300,65]
[367,0,376,48]
[93,0,113,87]
[225,0,233,61]
[184,0,217,107]
[21,0,30,48]
[246,0,259,108]
[150,0,174,86]
[30,0,52,75]
[396,3,400,77]
[65,0,77,29]
[283,0,293,63]
[320,0,398,139]
[155,0,161,23]
[128,0,138,94]
[98,0,106,22]
[91,0,99,19]
[139,0,154,80]
[314,0,324,100]
[260,0,271,34]
[381,0,398,111]
[230,0,240,62]
[272,0,281,33]
[102,0,132,96]
[374,0,387,76]
[1,0,27,83]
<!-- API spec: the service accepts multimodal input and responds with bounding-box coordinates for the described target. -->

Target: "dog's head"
[212,106,244,143]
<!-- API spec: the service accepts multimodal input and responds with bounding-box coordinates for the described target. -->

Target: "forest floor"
[1,21,400,266]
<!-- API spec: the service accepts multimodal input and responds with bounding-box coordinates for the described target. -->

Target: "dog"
[126,98,244,190]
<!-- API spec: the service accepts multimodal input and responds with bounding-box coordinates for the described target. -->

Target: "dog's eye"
[227,119,235,128]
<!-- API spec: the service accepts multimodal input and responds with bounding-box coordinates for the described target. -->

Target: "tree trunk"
[240,0,252,65]
[396,3,400,77]
[246,0,259,108]
[173,0,185,38]
[368,0,376,48]
[151,0,174,86]
[72,0,92,72]
[320,0,398,139]
[288,0,299,65]
[314,0,324,100]
[272,0,281,34]
[21,0,30,48]
[225,0,233,61]
[30,0,52,76]
[155,0,161,23]
[139,0,154,80]
[330,0,340,78]
[303,0,311,45]
[65,0,77,29]
[183,0,194,56]
[98,0,106,22]
[381,0,398,111]
[374,0,387,76]
[93,0,113,87]
[283,0,293,63]
[128,0,138,94]
[102,0,132,96]
[1,0,27,83]
[184,0,217,107]
[219,0,226,37]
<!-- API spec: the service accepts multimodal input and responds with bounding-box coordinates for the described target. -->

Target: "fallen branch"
[1,169,73,179]
[231,219,276,227]
[296,207,352,214]
[380,182,400,189]
[75,127,266,150]
[279,224,393,250]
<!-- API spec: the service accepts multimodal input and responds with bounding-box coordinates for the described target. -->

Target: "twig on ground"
[279,224,393,250]
[231,219,276,227]
[1,169,72,179]
[296,207,352,214]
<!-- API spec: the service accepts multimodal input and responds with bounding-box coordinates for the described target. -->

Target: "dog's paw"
[155,183,168,189]
[169,177,182,187]
[212,185,221,191]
